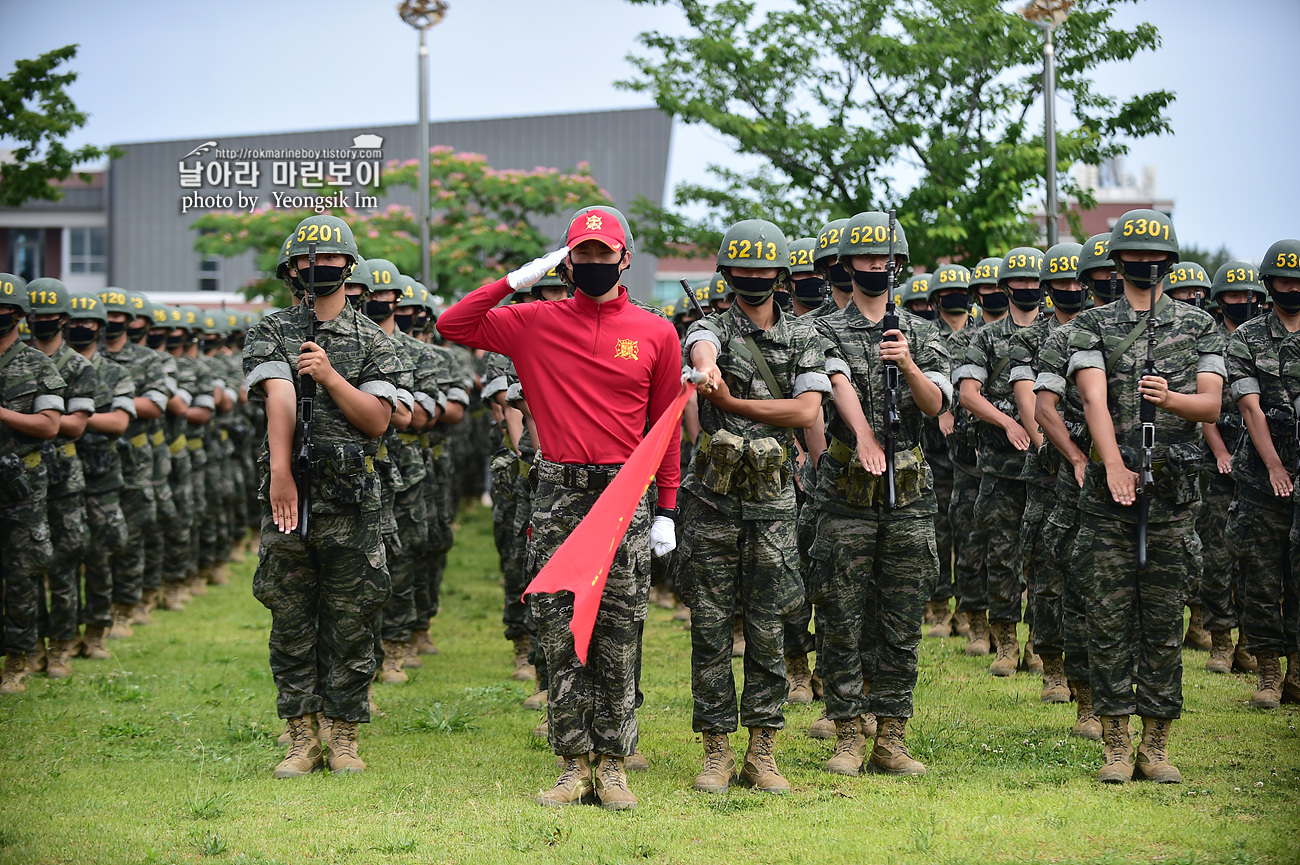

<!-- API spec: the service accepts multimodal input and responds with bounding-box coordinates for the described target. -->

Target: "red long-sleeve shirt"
[437,276,682,508]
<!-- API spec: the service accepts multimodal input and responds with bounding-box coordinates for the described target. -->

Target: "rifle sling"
[740,334,786,400]
[1105,316,1151,377]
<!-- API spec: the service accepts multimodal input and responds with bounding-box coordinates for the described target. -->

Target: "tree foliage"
[1178,243,1235,278]
[0,45,120,207]
[192,147,609,306]
[619,0,1174,269]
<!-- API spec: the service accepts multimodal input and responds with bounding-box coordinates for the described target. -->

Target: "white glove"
[650,515,676,558]
[507,246,570,290]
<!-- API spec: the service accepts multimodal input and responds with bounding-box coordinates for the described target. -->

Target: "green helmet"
[397,278,423,309]
[903,274,930,307]
[814,218,849,271]
[0,273,28,314]
[1108,208,1179,263]
[1166,261,1211,292]
[837,211,908,264]
[200,311,226,336]
[286,215,359,293]
[224,310,246,333]
[717,219,790,276]
[707,272,730,303]
[243,312,257,330]
[788,237,818,275]
[1260,238,1300,286]
[178,305,204,331]
[126,291,151,322]
[969,257,1002,288]
[68,293,107,324]
[1000,247,1045,283]
[928,263,970,299]
[1077,234,1115,284]
[275,232,295,283]
[98,287,134,316]
[570,205,635,259]
[1040,242,1082,283]
[343,257,372,291]
[364,258,402,292]
[1210,262,1265,300]
[27,278,72,316]
[150,302,171,328]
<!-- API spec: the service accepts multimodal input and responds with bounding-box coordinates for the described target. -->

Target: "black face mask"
[363,299,394,322]
[1092,274,1124,304]
[345,293,363,310]
[938,292,971,312]
[1171,294,1199,308]
[851,268,890,296]
[908,307,937,321]
[791,277,827,305]
[1050,289,1086,313]
[146,331,168,349]
[394,311,415,333]
[291,264,348,296]
[413,313,429,334]
[570,261,622,297]
[66,324,99,349]
[1010,287,1042,311]
[32,319,64,341]
[128,323,149,344]
[0,310,14,336]
[1268,287,1300,315]
[203,336,222,353]
[166,333,185,350]
[1221,301,1256,325]
[1118,257,1173,290]
[976,290,1009,313]
[728,275,777,305]
[772,291,792,311]
[827,263,853,291]
[105,319,127,339]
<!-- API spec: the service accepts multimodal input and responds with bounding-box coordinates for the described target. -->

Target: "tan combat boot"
[1233,633,1257,673]
[739,727,789,793]
[1205,630,1233,674]
[511,634,535,682]
[673,601,691,624]
[78,626,111,660]
[965,610,991,656]
[867,716,926,776]
[1183,604,1211,650]
[1097,715,1134,783]
[989,622,1019,677]
[1134,717,1181,783]
[953,609,971,637]
[593,755,638,810]
[401,640,422,670]
[532,718,548,739]
[1284,654,1300,704]
[731,616,746,658]
[45,639,75,679]
[273,716,323,778]
[108,603,135,639]
[1022,628,1043,673]
[25,641,46,673]
[625,750,649,771]
[129,597,153,627]
[412,627,438,656]
[162,582,187,612]
[207,563,230,586]
[1070,680,1102,740]
[377,640,407,685]
[0,652,28,695]
[188,572,209,596]
[694,732,735,793]
[860,712,878,739]
[786,654,814,704]
[277,720,293,746]
[824,717,866,777]
[922,599,944,628]
[811,671,824,700]
[523,687,548,711]
[537,754,592,807]
[926,600,954,638]
[808,708,836,739]
[324,719,365,773]
[1040,654,1070,703]
[1252,653,1282,708]
[317,713,333,746]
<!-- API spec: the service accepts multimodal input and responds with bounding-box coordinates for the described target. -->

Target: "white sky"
[1,0,1295,260]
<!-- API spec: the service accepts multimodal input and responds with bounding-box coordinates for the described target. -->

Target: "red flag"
[523,382,696,664]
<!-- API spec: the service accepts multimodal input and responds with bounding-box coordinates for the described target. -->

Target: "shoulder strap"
[54,346,78,376]
[1105,316,1150,377]
[0,339,22,376]
[741,333,786,400]
[990,355,1012,383]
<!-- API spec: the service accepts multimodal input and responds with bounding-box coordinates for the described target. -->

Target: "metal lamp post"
[1021,0,1072,247]
[398,0,449,286]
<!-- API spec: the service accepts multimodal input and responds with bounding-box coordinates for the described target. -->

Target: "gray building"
[103,107,673,299]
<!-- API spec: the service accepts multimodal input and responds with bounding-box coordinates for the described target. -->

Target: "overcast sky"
[1,0,1295,261]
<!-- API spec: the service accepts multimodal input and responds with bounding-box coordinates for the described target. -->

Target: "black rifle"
[681,278,707,318]
[296,241,317,540]
[1136,262,1157,570]
[882,209,901,511]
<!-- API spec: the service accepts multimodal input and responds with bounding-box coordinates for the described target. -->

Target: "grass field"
[1,503,1297,865]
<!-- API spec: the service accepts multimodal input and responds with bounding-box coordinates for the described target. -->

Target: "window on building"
[8,228,44,282]
[68,227,106,274]
[199,257,221,291]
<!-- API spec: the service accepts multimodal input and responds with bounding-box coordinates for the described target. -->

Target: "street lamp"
[398,0,449,287]
[1021,0,1072,247]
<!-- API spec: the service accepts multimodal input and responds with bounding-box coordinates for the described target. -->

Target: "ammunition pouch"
[739,436,788,503]
[1156,440,1202,505]
[490,450,518,502]
[307,443,377,507]
[695,429,745,496]
[1264,409,1299,470]
[0,451,34,506]
[828,436,927,509]
[78,442,117,479]
[43,441,76,489]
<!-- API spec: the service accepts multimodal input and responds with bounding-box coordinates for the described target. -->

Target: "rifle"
[296,241,317,540]
[882,209,901,511]
[1136,262,1157,570]
[681,278,707,318]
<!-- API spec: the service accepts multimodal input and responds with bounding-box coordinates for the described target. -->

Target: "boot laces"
[1145,720,1168,761]
[1103,720,1128,764]
[832,722,859,758]
[885,720,912,758]
[703,734,730,770]
[3,653,23,675]
[752,729,775,758]
[285,717,315,758]
[1261,656,1283,690]
[331,720,358,758]
[599,757,628,791]
[556,756,582,786]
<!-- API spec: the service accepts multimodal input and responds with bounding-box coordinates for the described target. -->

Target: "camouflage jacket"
[955,314,1038,479]
[82,350,136,494]
[426,342,471,446]
[1278,331,1300,505]
[101,339,168,489]
[1067,293,1225,524]
[1227,311,1300,494]
[43,341,100,496]
[943,321,980,470]
[1008,315,1072,488]
[1203,321,1244,472]
[0,338,66,460]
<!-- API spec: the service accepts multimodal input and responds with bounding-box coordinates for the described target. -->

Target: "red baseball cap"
[566,208,625,251]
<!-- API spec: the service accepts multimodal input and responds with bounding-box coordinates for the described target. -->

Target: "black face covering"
[1092,273,1124,304]
[1171,294,1199,307]
[1011,287,1042,311]
[0,310,14,336]
[394,311,415,333]
[166,333,185,350]
[1118,257,1173,290]
[570,261,622,297]
[1049,289,1086,313]
[908,306,937,320]
[728,274,777,305]
[791,276,827,305]
[1221,301,1256,325]
[827,263,853,291]
[363,299,394,322]
[32,319,63,341]
[345,292,363,310]
[938,292,971,312]
[203,336,222,353]
[772,290,792,311]
[128,323,149,344]
[851,268,890,296]
[413,312,429,334]
[291,264,348,296]
[66,324,98,349]
[146,331,168,349]
[976,289,1010,313]
[105,319,127,340]
[1268,287,1300,315]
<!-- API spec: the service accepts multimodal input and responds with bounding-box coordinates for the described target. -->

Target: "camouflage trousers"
[676,493,801,733]
[974,474,1025,624]
[199,452,230,569]
[930,452,955,601]
[1078,518,1198,719]
[1195,469,1238,632]
[811,509,936,721]
[783,498,821,661]
[1229,488,1298,658]
[528,464,651,757]
[381,484,428,644]
[1032,474,1090,680]
[490,450,527,641]
[189,448,207,572]
[2,470,52,654]
[111,482,156,608]
[417,451,455,623]
[80,489,128,629]
[42,491,87,641]
[1018,471,1055,632]
[145,473,175,592]
[253,508,390,722]
[950,462,986,614]
[163,448,193,584]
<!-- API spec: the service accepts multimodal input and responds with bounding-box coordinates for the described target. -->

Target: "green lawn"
[1,503,1297,865]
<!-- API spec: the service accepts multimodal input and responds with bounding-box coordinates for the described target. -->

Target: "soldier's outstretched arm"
[1035,390,1086,487]
[1077,367,1136,506]
[1238,392,1294,498]
[959,378,1030,450]
[264,378,299,533]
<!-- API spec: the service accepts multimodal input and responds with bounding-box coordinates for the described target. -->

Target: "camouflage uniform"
[811,304,952,720]
[1226,312,1299,659]
[198,349,232,571]
[0,340,64,656]
[145,351,178,596]
[160,350,198,587]
[419,342,470,626]
[1197,321,1243,634]
[483,352,527,641]
[923,316,963,603]
[79,353,133,630]
[945,324,986,615]
[378,330,424,645]
[677,304,830,732]
[1281,335,1300,646]
[1067,294,1224,718]
[244,303,401,722]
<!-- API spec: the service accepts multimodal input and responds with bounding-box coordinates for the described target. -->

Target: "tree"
[1178,243,1234,279]
[193,147,609,307]
[0,45,120,207]
[618,0,1174,269]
